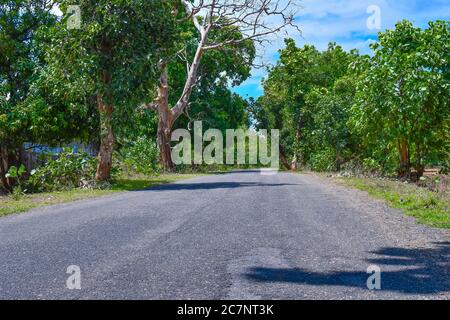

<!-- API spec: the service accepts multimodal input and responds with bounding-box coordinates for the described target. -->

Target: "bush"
[5,164,27,196]
[310,149,336,172]
[28,149,97,192]
[361,158,384,174]
[118,137,159,175]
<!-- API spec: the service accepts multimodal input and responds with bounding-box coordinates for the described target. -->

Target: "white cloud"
[233,0,450,97]
[50,4,63,16]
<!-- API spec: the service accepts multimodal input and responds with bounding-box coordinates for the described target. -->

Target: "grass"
[111,173,203,191]
[332,176,450,229]
[0,173,204,218]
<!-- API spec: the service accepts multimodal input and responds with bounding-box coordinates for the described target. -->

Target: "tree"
[142,0,299,170]
[303,75,358,171]
[350,20,450,178]
[0,0,56,190]
[252,40,357,170]
[41,0,179,181]
[169,27,255,133]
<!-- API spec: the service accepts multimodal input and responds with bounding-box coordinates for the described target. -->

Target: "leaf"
[18,164,27,176]
[6,166,18,178]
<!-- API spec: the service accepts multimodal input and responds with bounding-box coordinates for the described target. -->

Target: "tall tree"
[42,0,179,181]
[350,20,450,178]
[253,40,356,169]
[142,0,299,170]
[0,0,56,190]
[302,75,358,171]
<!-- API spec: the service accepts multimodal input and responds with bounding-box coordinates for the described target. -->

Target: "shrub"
[361,158,384,174]
[310,148,336,172]
[118,137,159,175]
[28,149,97,192]
[5,164,27,197]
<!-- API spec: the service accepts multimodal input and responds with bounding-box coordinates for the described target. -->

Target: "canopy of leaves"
[253,39,359,167]
[166,20,255,132]
[350,20,450,173]
[27,0,180,145]
[0,0,57,144]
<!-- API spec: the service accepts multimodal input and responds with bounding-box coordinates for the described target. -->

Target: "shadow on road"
[221,170,270,174]
[144,181,300,191]
[245,242,450,294]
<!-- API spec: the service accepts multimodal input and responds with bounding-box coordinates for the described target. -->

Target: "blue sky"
[232,0,450,98]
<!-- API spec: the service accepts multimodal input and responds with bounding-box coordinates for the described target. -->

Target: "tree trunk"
[279,146,291,170]
[415,142,424,178]
[398,139,410,178]
[151,29,209,170]
[151,61,175,171]
[0,142,21,191]
[0,144,9,191]
[291,154,298,171]
[157,106,175,171]
[291,119,302,171]
[95,95,115,181]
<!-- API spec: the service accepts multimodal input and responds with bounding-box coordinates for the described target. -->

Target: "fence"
[23,142,98,172]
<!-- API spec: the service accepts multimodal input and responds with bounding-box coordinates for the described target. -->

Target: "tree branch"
[167,0,300,121]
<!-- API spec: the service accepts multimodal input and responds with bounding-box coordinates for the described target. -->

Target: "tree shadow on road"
[244,242,450,295]
[145,181,300,191]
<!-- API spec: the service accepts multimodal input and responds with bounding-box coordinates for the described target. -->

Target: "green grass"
[335,176,450,229]
[0,173,204,217]
[111,173,203,191]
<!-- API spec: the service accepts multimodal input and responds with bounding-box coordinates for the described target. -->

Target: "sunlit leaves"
[350,20,450,173]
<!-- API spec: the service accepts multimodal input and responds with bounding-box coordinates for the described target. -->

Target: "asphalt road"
[0,170,449,299]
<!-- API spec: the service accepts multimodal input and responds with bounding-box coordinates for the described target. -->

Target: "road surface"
[0,170,449,299]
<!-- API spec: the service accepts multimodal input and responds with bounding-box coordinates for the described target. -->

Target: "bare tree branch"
[146,0,300,167]
[169,0,300,119]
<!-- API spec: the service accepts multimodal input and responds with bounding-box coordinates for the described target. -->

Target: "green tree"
[303,75,358,171]
[141,0,297,170]
[253,40,358,170]
[0,0,56,190]
[350,20,450,177]
[41,0,179,181]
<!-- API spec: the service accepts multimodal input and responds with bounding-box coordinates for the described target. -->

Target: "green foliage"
[118,137,160,175]
[255,20,449,177]
[28,150,97,192]
[253,40,359,170]
[309,148,336,172]
[361,158,384,174]
[340,177,449,229]
[5,165,27,180]
[0,1,56,133]
[5,164,27,197]
[0,1,58,189]
[41,0,179,109]
[350,20,450,176]
[10,186,25,201]
[29,0,181,180]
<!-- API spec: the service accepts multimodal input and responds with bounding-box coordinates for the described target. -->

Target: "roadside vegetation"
[251,19,449,228]
[0,172,204,217]
[252,20,449,178]
[1,1,449,227]
[332,175,450,229]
